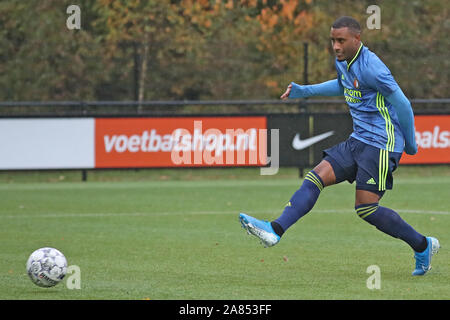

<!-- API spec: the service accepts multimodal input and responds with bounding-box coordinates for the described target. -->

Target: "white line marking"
[1,208,448,219]
[0,177,449,191]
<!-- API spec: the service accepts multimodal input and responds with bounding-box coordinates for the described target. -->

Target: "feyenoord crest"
[353,78,359,89]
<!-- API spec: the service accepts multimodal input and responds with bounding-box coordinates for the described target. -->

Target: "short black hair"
[332,16,361,34]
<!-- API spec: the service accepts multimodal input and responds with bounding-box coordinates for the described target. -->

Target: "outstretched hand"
[280,84,292,100]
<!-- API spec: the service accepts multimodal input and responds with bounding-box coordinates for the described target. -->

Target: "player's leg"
[268,137,362,239]
[355,190,439,275]
[239,159,335,247]
[270,159,335,236]
[239,139,356,247]
[355,189,428,252]
[353,145,439,275]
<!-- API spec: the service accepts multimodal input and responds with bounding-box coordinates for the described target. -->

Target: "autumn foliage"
[0,0,447,103]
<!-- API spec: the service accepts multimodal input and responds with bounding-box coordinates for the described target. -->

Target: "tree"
[0,0,106,101]
[0,0,447,105]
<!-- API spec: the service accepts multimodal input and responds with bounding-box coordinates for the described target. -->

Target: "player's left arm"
[364,63,418,155]
[385,88,418,155]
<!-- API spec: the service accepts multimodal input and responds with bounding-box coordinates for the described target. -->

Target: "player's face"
[330,27,360,62]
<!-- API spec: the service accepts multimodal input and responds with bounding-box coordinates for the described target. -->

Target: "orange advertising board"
[401,115,450,164]
[95,117,267,168]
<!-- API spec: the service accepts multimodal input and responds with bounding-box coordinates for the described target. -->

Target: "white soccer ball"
[26,247,67,288]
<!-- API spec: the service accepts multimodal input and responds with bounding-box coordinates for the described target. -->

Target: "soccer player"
[239,16,439,276]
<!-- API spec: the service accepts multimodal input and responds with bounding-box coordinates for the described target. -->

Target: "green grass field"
[0,167,449,300]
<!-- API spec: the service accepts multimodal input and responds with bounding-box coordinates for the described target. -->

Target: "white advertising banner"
[0,118,95,169]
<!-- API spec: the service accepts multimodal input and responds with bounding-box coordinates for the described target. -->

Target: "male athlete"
[239,16,439,276]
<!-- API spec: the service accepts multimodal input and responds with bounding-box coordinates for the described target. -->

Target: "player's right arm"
[281,79,344,99]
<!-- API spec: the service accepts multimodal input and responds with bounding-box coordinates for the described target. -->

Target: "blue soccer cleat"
[412,236,440,276]
[239,213,280,247]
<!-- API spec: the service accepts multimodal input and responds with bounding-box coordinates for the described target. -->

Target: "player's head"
[330,16,361,62]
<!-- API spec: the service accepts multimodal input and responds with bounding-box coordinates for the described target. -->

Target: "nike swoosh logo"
[292,131,334,150]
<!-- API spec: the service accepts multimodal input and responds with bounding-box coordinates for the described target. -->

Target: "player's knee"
[312,160,336,187]
[355,189,382,207]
